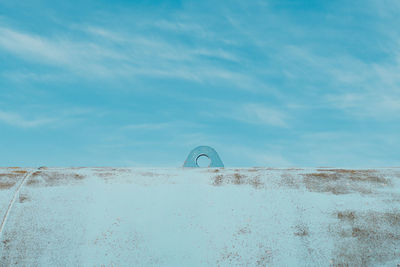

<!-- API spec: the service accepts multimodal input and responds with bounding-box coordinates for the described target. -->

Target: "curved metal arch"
[183,146,224,167]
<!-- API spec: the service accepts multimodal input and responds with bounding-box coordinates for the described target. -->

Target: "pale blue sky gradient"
[1,0,399,167]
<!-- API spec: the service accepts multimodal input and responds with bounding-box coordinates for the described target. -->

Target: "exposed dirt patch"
[0,173,19,179]
[330,209,400,265]
[294,224,309,237]
[31,171,41,177]
[0,182,16,189]
[304,172,339,180]
[211,172,264,189]
[280,174,300,189]
[94,168,131,173]
[316,169,389,183]
[256,249,273,266]
[236,226,252,235]
[139,172,161,177]
[337,211,356,221]
[212,174,224,186]
[18,194,29,203]
[12,170,27,174]
[218,248,241,265]
[233,173,245,185]
[96,172,115,177]
[302,169,389,195]
[26,179,40,186]
[73,174,85,180]
[26,171,87,187]
[249,176,262,188]
[0,173,24,189]
[93,169,135,183]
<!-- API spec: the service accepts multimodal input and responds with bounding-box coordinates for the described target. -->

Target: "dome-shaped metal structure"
[183,146,224,167]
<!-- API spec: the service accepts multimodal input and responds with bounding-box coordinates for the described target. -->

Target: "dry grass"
[31,171,41,177]
[0,182,16,189]
[18,194,29,203]
[233,173,245,184]
[212,174,224,186]
[331,209,400,265]
[12,170,27,174]
[337,211,356,221]
[280,174,300,189]
[0,172,24,189]
[294,224,309,237]
[211,172,264,189]
[302,169,389,195]
[26,171,86,187]
[0,173,19,179]
[73,174,85,180]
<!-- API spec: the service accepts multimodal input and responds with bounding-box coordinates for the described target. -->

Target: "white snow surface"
[0,167,399,266]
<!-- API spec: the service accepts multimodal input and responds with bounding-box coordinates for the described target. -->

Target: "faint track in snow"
[0,169,36,239]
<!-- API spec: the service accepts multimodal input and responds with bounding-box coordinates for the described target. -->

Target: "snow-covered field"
[0,167,399,266]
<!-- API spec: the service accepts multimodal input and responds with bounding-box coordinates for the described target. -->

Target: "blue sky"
[0,0,399,167]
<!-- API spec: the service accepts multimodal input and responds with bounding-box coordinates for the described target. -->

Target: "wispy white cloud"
[0,110,55,128]
[122,122,173,130]
[0,107,97,128]
[240,103,288,127]
[223,103,288,127]
[321,50,400,120]
[0,23,265,92]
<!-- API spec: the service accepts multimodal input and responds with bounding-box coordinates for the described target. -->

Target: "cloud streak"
[233,103,288,127]
[0,110,55,128]
[0,23,269,93]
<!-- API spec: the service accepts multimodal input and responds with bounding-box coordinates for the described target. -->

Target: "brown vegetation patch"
[18,194,29,203]
[26,171,86,187]
[294,224,309,237]
[0,181,16,189]
[280,174,300,189]
[12,170,27,174]
[0,172,24,189]
[218,249,241,265]
[249,176,262,188]
[26,179,40,186]
[304,172,339,180]
[96,172,115,178]
[316,169,389,184]
[256,249,273,266]
[95,168,131,172]
[330,209,400,265]
[31,171,41,177]
[139,172,161,177]
[337,211,356,221]
[237,226,252,235]
[73,174,85,180]
[233,173,245,185]
[2,239,10,249]
[0,173,19,179]
[211,172,264,189]
[302,169,389,195]
[212,174,224,186]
